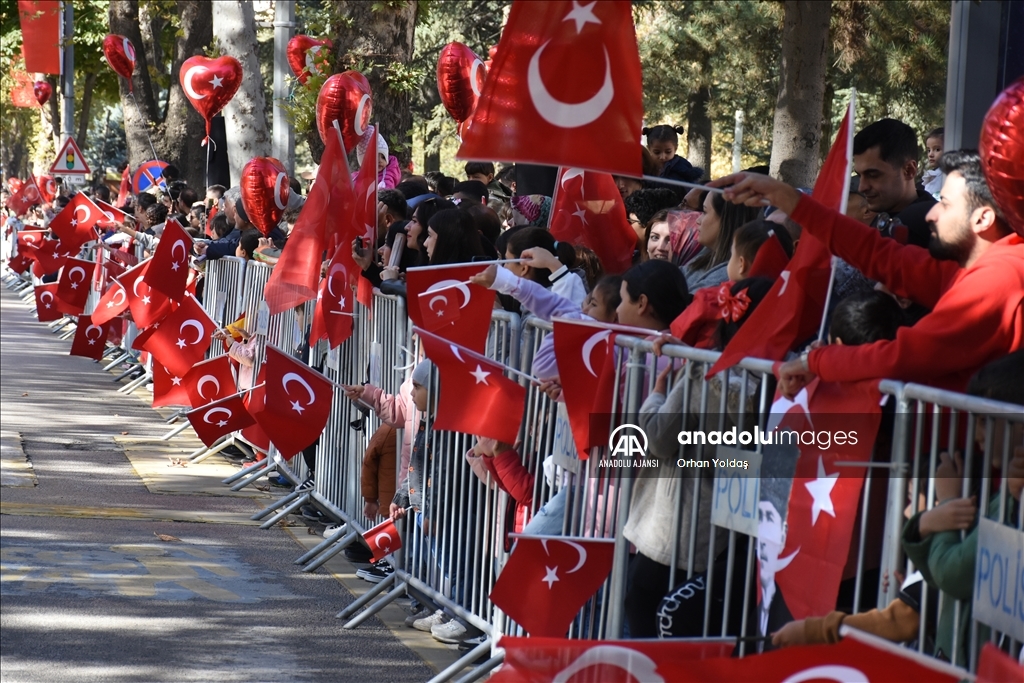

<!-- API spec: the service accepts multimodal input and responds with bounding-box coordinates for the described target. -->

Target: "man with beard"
[710,150,1023,394]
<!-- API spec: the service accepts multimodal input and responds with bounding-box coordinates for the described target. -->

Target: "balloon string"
[129,90,159,163]
[204,122,212,189]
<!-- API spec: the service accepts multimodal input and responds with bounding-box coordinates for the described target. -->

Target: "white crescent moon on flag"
[68,266,86,283]
[428,295,447,313]
[282,372,316,405]
[123,37,135,64]
[274,173,288,210]
[561,167,586,189]
[74,205,91,224]
[374,532,392,550]
[85,324,103,340]
[197,374,220,400]
[581,329,611,377]
[552,646,663,683]
[179,319,205,345]
[183,65,207,100]
[541,538,588,574]
[203,406,232,424]
[780,666,868,683]
[171,240,188,263]
[23,233,37,243]
[449,344,465,363]
[111,287,127,306]
[133,276,145,297]
[428,280,471,308]
[326,263,346,298]
[528,42,613,128]
[353,94,371,137]
[469,59,485,97]
[39,291,54,304]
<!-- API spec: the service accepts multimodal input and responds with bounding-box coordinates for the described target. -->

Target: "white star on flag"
[290,400,304,414]
[175,338,187,349]
[70,218,78,227]
[470,365,491,384]
[210,74,223,88]
[563,0,600,34]
[542,566,560,589]
[805,455,840,525]
[106,301,115,308]
[572,204,588,225]
[171,376,182,385]
[170,262,180,271]
[87,339,96,345]
[216,420,228,427]
[142,295,151,305]
[70,282,79,289]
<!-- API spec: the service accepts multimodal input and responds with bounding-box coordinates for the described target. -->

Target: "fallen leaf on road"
[154,533,181,542]
[121,431,129,435]
[21,393,28,397]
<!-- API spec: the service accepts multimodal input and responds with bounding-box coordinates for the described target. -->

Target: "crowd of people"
[3,111,1022,667]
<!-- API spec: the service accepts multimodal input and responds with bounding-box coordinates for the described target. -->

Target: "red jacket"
[670,285,725,349]
[792,195,1024,391]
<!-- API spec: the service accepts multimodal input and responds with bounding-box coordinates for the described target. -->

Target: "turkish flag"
[69,315,109,360]
[708,97,855,377]
[91,281,130,326]
[353,128,378,308]
[748,230,792,280]
[183,355,237,409]
[49,193,103,250]
[457,0,642,177]
[492,636,733,683]
[94,198,130,229]
[241,367,272,452]
[151,360,191,408]
[309,243,354,349]
[669,286,723,350]
[549,167,636,274]
[4,177,42,215]
[137,294,216,377]
[145,218,192,301]
[33,283,62,322]
[8,253,31,275]
[406,263,495,353]
[187,393,257,448]
[35,175,57,203]
[18,1,62,74]
[264,127,351,315]
[362,518,402,563]
[55,257,95,314]
[978,643,1024,683]
[552,318,616,458]
[22,237,66,273]
[120,261,174,328]
[117,166,130,207]
[765,378,882,623]
[489,535,615,637]
[417,283,461,330]
[16,229,46,251]
[417,327,525,443]
[256,346,334,458]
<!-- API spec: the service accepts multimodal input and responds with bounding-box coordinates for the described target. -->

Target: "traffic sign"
[49,136,91,176]
[132,160,169,194]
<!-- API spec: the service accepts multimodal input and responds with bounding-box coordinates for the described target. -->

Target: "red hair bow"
[717,283,751,323]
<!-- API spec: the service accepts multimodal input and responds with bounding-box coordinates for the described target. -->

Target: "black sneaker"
[300,504,325,522]
[355,561,393,583]
[294,476,315,492]
[344,544,374,563]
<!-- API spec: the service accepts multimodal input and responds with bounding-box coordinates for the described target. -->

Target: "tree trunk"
[769,0,832,187]
[77,71,97,148]
[686,84,712,177]
[331,0,418,166]
[212,0,271,184]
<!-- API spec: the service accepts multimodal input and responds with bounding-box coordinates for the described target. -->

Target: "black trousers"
[624,552,673,638]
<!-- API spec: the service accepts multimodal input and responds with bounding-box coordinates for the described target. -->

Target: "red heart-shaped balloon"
[316,71,373,153]
[979,77,1024,237]
[103,34,136,89]
[33,81,51,107]
[179,55,243,137]
[240,157,290,237]
[287,35,333,86]
[436,42,487,124]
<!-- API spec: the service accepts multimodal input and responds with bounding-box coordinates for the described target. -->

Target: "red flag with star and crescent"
[765,377,882,621]
[21,237,67,274]
[144,218,192,301]
[552,318,617,458]
[406,263,495,353]
[353,127,379,308]
[91,281,130,326]
[137,294,216,377]
[49,192,103,250]
[94,199,130,229]
[69,314,109,361]
[549,168,636,274]
[416,326,525,443]
[120,260,174,328]
[183,355,237,409]
[310,243,355,349]
[489,535,615,637]
[33,283,62,322]
[55,257,95,314]
[363,518,402,563]
[458,0,642,177]
[255,346,334,458]
[708,96,856,377]
[5,177,42,215]
[187,393,257,448]
[151,359,192,408]
[35,175,57,203]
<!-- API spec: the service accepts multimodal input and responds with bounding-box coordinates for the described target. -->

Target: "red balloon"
[436,42,486,124]
[178,55,243,140]
[241,157,290,237]
[103,34,136,90]
[316,71,372,153]
[33,81,51,106]
[979,77,1024,237]
[287,35,333,86]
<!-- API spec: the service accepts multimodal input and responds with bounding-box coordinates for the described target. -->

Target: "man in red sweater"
[711,150,1023,396]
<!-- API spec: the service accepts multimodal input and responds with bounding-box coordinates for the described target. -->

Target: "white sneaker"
[431,619,468,643]
[323,523,344,539]
[411,609,447,632]
[404,606,432,628]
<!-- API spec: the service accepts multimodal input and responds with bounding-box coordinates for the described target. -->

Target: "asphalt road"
[0,286,434,683]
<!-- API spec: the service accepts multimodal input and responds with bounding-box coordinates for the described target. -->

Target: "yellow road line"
[0,502,258,526]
